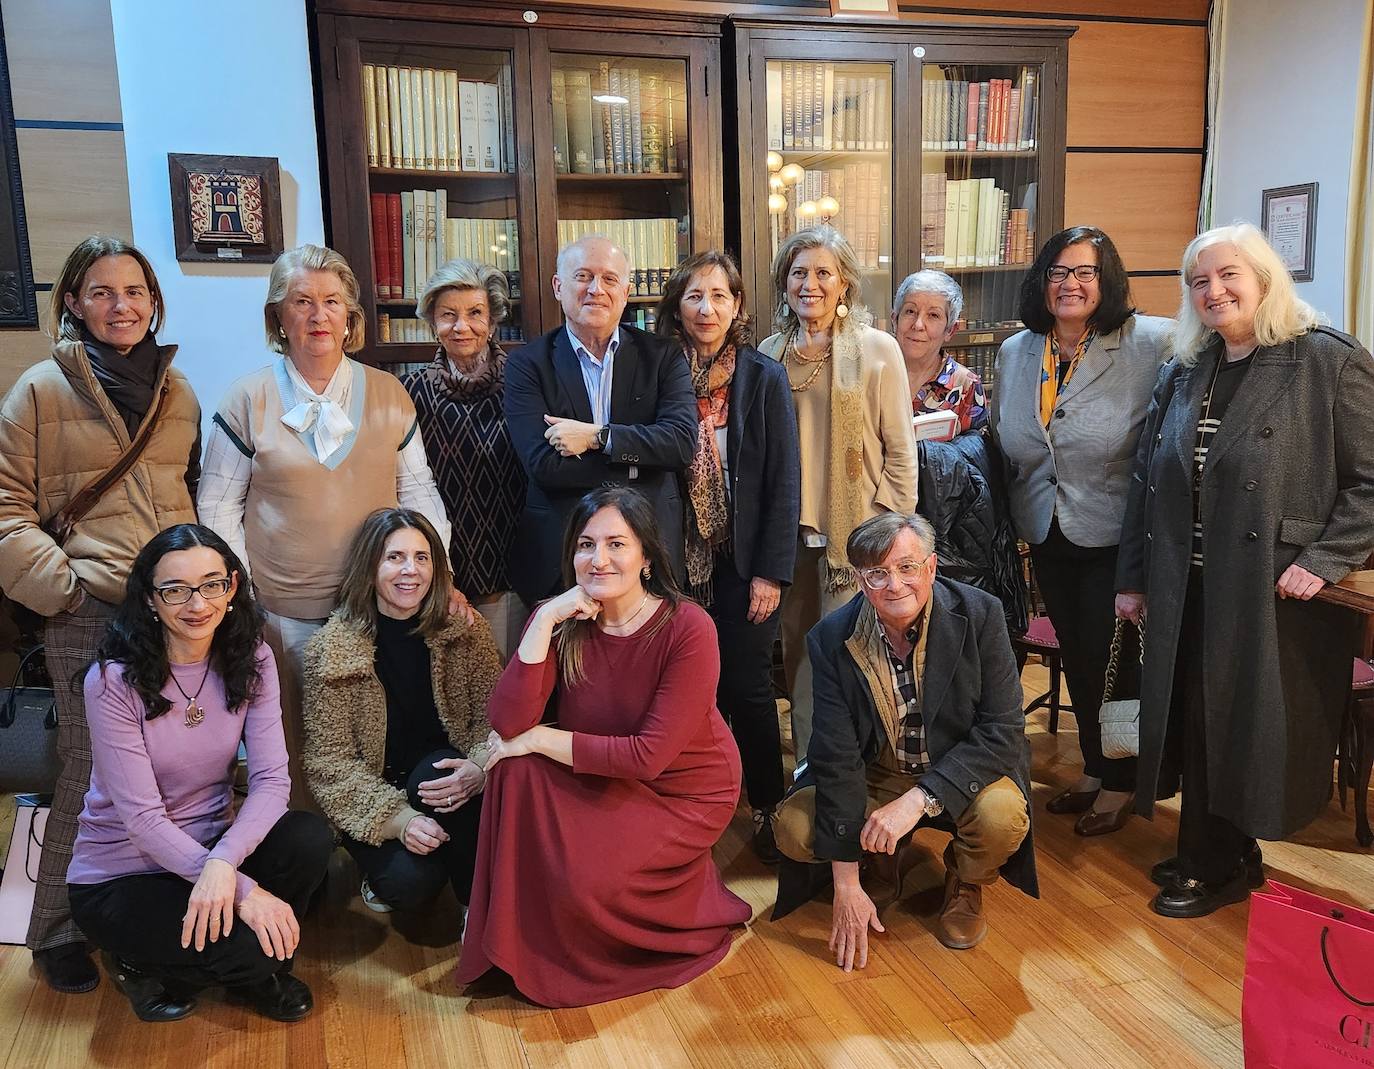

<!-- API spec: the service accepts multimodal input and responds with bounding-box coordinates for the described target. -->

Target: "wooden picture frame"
[0,21,37,328]
[167,153,284,263]
[1261,181,1318,283]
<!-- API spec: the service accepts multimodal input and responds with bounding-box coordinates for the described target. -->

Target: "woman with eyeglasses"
[66,524,333,1024]
[988,226,1172,836]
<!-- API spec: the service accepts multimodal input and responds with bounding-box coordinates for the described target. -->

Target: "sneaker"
[751,808,781,865]
[360,878,393,913]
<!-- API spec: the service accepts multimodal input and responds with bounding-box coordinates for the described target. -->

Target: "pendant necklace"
[171,659,213,727]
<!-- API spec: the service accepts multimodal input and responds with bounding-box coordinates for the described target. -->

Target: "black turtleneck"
[375,613,449,784]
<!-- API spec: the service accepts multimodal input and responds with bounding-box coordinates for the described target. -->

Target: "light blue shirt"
[565,324,622,453]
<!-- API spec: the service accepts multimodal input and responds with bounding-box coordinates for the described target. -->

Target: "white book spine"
[459,81,480,171]
[477,82,501,173]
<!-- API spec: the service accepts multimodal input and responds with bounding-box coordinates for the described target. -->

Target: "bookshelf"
[731,18,1072,387]
[315,5,722,366]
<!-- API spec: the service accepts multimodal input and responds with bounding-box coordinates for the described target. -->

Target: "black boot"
[33,942,99,994]
[102,953,197,1022]
[230,971,314,1022]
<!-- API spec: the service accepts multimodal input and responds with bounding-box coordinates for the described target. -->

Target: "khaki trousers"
[780,540,856,760]
[774,767,1028,887]
[472,590,527,663]
[263,611,327,812]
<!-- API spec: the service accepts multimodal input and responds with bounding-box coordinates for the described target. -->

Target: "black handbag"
[0,645,59,794]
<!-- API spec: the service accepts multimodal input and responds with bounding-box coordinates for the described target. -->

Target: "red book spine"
[369,193,389,301]
[386,193,403,302]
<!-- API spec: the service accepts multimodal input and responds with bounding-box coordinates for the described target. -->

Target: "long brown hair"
[556,486,684,686]
[334,508,453,639]
[654,249,753,353]
[51,235,166,342]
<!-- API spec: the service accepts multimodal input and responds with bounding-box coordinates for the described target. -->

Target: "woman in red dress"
[456,485,750,1006]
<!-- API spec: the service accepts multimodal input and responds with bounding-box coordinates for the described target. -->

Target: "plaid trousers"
[26,595,116,953]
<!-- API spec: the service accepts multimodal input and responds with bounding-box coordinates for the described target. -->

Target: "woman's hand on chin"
[540,586,601,627]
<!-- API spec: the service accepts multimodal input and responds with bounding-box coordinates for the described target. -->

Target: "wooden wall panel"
[1067,23,1205,148]
[1065,153,1201,272]
[1128,274,1183,319]
[2,0,123,123]
[15,129,132,286]
[0,330,53,396]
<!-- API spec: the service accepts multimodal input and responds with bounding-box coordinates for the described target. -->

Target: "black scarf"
[82,328,165,437]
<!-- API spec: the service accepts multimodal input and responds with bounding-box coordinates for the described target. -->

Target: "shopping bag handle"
[1323,925,1374,1007]
[0,644,48,728]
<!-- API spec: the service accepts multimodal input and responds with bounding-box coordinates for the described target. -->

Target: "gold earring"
[836,303,850,319]
[641,565,652,581]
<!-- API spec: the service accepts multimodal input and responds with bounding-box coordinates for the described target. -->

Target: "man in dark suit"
[773,512,1037,968]
[503,235,696,604]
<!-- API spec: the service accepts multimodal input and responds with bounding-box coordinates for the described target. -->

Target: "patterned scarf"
[420,343,504,403]
[685,344,735,599]
[1039,329,1096,426]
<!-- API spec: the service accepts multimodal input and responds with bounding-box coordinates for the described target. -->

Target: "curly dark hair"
[94,524,266,720]
[1017,225,1135,336]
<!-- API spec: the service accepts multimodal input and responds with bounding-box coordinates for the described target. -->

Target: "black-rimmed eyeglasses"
[1045,265,1101,283]
[154,578,233,605]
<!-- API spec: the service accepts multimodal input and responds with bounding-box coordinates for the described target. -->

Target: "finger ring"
[446,795,453,805]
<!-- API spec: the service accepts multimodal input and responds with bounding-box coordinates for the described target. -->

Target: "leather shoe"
[1151,844,1265,889]
[103,954,196,1023]
[1151,871,1251,918]
[751,807,781,866]
[1045,787,1098,815]
[1074,795,1134,837]
[33,942,99,994]
[231,971,314,1022]
[936,869,987,950]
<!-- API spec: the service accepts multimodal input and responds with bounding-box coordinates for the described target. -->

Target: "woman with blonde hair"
[198,244,453,806]
[0,235,200,993]
[401,259,526,659]
[760,226,918,759]
[1116,221,1374,917]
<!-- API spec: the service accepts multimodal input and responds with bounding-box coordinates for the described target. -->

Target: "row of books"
[773,164,889,270]
[919,176,1033,269]
[922,69,1038,152]
[766,63,892,153]
[379,314,524,345]
[550,67,682,175]
[361,63,511,173]
[369,191,521,303]
[948,345,998,393]
[555,218,682,298]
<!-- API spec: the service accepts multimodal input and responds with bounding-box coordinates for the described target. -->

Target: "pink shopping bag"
[1242,881,1374,1068]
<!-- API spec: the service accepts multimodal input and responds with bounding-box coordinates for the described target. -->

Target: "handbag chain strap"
[1101,617,1145,703]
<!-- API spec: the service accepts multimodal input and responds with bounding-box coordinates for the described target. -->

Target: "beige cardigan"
[301,610,502,845]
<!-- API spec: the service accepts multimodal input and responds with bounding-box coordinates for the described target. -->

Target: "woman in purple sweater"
[66,524,333,1023]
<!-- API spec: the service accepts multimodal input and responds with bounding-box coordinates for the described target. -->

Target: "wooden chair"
[1011,548,1069,734]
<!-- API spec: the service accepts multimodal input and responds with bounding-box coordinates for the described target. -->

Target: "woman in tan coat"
[302,508,500,924]
[759,226,918,759]
[0,236,199,994]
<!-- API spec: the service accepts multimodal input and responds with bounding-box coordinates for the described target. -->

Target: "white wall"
[109,0,325,424]
[1211,0,1367,325]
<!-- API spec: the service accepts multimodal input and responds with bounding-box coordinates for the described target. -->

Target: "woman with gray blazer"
[988,226,1171,835]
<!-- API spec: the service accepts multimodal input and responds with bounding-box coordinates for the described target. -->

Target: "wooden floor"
[3,664,1373,1069]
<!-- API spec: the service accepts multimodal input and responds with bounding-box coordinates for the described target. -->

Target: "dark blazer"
[503,324,697,604]
[1116,326,1374,838]
[724,345,801,584]
[804,578,1037,896]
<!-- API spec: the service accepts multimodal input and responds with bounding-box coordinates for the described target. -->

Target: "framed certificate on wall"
[1261,182,1318,283]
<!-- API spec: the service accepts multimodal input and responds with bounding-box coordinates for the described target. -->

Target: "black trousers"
[1173,570,1255,884]
[341,748,483,910]
[1029,520,1139,792]
[68,810,333,990]
[707,555,785,811]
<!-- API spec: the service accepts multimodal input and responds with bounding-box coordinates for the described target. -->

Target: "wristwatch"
[592,425,608,451]
[921,787,945,819]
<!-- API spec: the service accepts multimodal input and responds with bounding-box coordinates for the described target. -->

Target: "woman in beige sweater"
[759,226,918,760]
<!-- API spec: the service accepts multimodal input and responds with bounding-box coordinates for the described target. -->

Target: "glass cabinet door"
[747,50,904,332]
[918,60,1045,389]
[544,50,691,333]
[354,35,534,361]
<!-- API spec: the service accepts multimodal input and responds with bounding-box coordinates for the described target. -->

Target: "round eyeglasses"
[1045,264,1101,284]
[858,552,934,591]
[154,578,233,605]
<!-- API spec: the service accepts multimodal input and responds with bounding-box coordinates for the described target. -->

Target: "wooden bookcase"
[729,17,1072,391]
[314,2,723,367]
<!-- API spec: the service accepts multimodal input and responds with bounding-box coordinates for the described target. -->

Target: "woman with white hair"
[401,259,526,658]
[1116,222,1374,918]
[759,226,918,760]
[198,244,453,805]
[892,270,986,433]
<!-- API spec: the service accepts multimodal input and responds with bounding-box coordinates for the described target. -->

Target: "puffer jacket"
[0,340,200,616]
[917,432,1028,637]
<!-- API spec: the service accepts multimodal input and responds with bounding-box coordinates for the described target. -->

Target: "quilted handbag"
[0,645,59,794]
[1099,617,1143,760]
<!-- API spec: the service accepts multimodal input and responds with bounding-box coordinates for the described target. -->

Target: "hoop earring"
[836,303,850,320]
